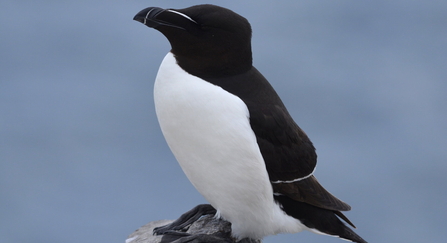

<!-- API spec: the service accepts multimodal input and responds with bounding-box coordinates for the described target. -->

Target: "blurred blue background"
[1,1,446,243]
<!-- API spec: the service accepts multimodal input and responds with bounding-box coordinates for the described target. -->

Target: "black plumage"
[134,4,367,243]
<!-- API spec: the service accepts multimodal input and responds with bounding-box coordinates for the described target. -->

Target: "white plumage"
[154,52,306,239]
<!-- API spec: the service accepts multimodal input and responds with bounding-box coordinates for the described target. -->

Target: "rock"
[125,216,261,243]
[126,219,173,243]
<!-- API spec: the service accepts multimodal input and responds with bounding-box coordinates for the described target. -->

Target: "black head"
[134,4,253,78]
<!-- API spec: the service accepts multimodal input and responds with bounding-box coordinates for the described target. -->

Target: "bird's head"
[134,4,253,77]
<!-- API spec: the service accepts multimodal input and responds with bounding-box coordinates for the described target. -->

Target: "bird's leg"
[154,204,260,243]
[153,204,217,235]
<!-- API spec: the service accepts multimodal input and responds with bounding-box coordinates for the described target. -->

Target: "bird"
[133,4,367,243]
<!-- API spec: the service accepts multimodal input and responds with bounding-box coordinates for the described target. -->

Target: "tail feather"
[274,195,367,243]
[334,210,356,228]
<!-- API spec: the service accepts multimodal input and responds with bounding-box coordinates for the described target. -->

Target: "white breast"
[153,52,305,239]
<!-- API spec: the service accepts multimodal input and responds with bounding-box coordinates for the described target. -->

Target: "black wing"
[248,102,351,211]
[247,103,317,182]
[206,67,350,211]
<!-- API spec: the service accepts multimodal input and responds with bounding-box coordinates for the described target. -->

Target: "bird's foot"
[153,204,217,235]
[154,205,260,243]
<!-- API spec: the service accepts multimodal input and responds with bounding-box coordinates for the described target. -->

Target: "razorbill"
[133,4,367,243]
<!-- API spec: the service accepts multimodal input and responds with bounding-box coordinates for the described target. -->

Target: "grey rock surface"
[125,216,261,243]
[126,219,173,243]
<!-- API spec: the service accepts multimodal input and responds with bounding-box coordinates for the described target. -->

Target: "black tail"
[274,195,367,243]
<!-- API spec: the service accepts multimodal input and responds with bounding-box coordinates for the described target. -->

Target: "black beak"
[134,7,195,31]
[133,7,167,29]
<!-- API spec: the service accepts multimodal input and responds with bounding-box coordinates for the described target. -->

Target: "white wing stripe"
[270,167,315,184]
